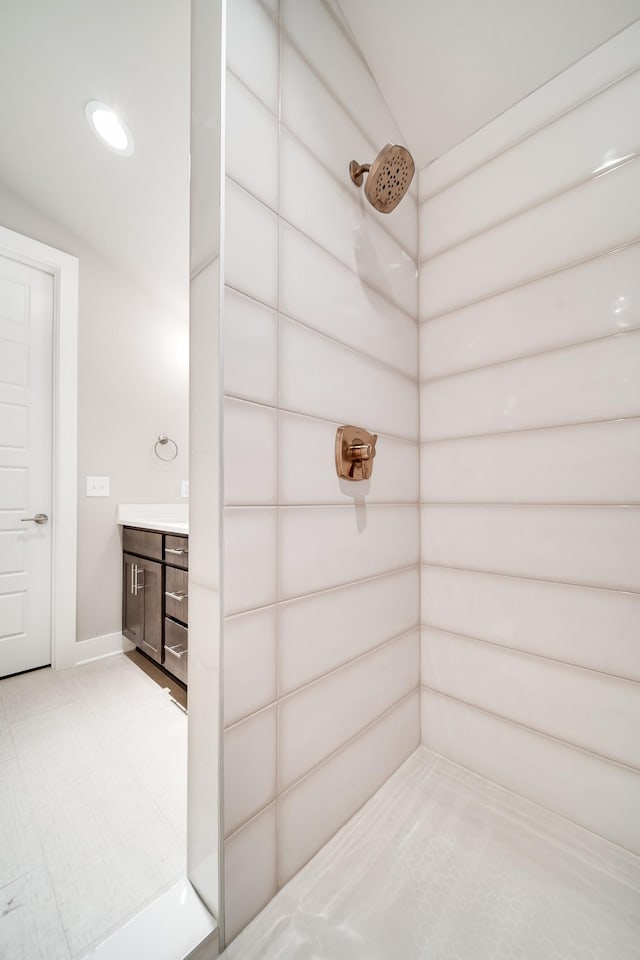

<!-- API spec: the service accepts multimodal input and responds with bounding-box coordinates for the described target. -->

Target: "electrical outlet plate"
[86,476,110,497]
[181,480,189,498]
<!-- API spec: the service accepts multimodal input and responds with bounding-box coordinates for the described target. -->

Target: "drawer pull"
[165,590,188,602]
[165,548,188,555]
[166,643,187,659]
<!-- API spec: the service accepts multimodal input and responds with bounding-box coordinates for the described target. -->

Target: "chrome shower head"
[349,142,415,213]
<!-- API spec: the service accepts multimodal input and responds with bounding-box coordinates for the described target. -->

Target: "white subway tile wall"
[419,40,640,855]
[223,0,419,939]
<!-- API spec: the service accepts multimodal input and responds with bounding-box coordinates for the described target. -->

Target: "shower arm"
[349,161,371,187]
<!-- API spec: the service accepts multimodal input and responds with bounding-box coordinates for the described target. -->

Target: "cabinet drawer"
[164,618,188,684]
[164,535,189,569]
[123,527,163,561]
[165,567,188,624]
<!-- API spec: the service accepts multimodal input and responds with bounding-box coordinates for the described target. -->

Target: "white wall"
[0,185,189,647]
[221,0,420,941]
[418,24,640,856]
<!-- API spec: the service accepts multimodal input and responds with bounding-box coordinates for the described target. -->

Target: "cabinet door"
[139,557,164,664]
[123,554,144,647]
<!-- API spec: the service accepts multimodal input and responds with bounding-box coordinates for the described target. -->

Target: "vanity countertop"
[117,504,188,536]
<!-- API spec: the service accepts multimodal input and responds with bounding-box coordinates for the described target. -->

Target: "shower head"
[349,143,415,214]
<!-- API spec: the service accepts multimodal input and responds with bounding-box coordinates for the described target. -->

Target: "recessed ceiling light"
[85,101,134,156]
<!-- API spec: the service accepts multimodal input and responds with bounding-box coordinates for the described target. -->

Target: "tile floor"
[224,746,640,959]
[0,654,187,959]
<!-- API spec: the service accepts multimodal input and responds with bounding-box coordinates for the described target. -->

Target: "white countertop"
[117,503,189,536]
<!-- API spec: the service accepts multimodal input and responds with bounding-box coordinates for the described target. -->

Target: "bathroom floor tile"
[0,656,187,959]
[224,746,640,958]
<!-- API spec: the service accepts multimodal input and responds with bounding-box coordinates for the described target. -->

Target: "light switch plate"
[181,480,189,498]
[86,476,110,497]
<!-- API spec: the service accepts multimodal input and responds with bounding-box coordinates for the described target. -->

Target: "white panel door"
[0,253,53,677]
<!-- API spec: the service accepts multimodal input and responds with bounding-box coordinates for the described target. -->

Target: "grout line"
[418,560,640,597]
[224,392,420,448]
[419,237,640,323]
[418,152,639,265]
[419,61,640,205]
[421,501,640,507]
[223,388,417,444]
[420,685,640,775]
[226,170,417,324]
[224,277,418,384]
[225,65,418,260]
[419,622,640,686]
[420,414,640,445]
[280,307,418,383]
[420,326,640,386]
[274,0,283,889]
[224,562,420,618]
[225,626,420,732]
[224,687,420,844]
[225,503,420,510]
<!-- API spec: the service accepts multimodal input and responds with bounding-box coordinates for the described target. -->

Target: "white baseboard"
[75,631,134,666]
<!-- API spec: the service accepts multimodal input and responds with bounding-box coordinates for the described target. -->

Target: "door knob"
[21,513,49,525]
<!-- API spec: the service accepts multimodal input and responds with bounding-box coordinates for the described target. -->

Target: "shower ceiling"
[336,0,640,167]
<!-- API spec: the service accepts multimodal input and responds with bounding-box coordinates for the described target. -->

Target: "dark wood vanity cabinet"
[123,553,163,663]
[122,526,188,685]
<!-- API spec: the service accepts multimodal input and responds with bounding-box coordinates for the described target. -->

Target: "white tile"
[224,705,277,836]
[190,1,222,278]
[421,627,640,769]
[224,287,278,406]
[280,567,419,694]
[190,259,221,592]
[226,71,278,210]
[419,243,640,380]
[421,689,640,857]
[280,504,419,599]
[0,777,43,889]
[224,804,277,943]
[225,180,278,309]
[421,505,640,593]
[420,69,640,259]
[280,223,418,378]
[227,0,278,114]
[279,412,419,505]
[224,606,277,726]
[281,0,403,152]
[420,330,640,441]
[421,419,640,503]
[224,398,278,505]
[224,507,277,614]
[420,157,640,320]
[419,20,640,201]
[280,318,418,442]
[0,868,70,960]
[279,631,419,790]
[421,564,640,682]
[280,42,418,259]
[278,691,419,885]
[280,130,417,318]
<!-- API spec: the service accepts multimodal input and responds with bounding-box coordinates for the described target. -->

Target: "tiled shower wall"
[222,0,420,941]
[418,23,640,857]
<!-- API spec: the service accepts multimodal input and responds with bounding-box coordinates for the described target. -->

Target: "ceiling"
[337,0,640,169]
[0,0,190,315]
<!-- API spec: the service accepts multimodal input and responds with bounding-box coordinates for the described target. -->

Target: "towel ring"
[154,434,178,462]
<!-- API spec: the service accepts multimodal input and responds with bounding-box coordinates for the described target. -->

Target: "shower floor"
[224,746,640,959]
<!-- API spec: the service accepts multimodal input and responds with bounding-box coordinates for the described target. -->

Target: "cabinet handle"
[166,643,187,659]
[165,590,188,602]
[133,565,144,596]
[130,562,135,596]
[165,547,188,555]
